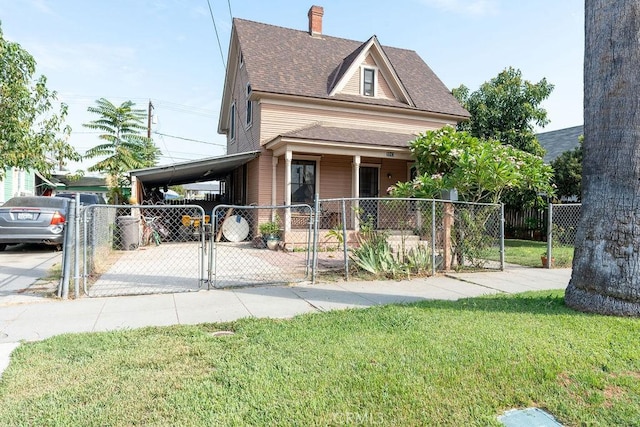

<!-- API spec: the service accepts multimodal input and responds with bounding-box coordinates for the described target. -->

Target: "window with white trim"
[363,67,375,97]
[246,84,252,127]
[229,102,236,142]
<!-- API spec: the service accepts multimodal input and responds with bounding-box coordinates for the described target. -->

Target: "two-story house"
[130,5,469,243]
[216,6,468,238]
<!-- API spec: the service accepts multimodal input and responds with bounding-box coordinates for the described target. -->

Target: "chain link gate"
[80,204,207,297]
[546,203,581,268]
[209,204,313,288]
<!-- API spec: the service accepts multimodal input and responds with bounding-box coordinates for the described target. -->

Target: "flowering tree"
[390,127,554,204]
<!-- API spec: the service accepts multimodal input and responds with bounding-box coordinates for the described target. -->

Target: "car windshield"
[2,197,68,209]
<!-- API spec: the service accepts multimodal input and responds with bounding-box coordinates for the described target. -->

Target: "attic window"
[239,52,244,68]
[363,68,375,97]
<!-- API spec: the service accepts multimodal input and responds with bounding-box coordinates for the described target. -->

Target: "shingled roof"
[233,18,469,118]
[280,124,416,148]
[537,125,583,163]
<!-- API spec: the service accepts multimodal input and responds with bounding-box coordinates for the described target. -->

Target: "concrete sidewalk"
[0,267,572,376]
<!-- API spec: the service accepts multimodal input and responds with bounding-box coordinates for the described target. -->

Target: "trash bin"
[117,215,139,250]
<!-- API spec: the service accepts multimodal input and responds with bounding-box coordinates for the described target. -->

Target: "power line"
[157,134,176,164]
[206,0,226,68]
[152,131,226,147]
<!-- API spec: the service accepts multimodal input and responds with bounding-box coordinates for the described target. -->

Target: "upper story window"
[229,102,236,142]
[363,68,375,97]
[239,51,244,68]
[246,84,252,127]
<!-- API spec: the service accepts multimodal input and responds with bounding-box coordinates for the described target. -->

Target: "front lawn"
[1,291,638,426]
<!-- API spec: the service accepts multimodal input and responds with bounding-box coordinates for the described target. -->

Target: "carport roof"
[129,151,260,187]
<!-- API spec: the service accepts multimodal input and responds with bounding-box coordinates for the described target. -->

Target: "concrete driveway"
[0,244,61,304]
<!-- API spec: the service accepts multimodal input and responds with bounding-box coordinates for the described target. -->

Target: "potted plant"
[259,218,281,250]
[541,252,555,268]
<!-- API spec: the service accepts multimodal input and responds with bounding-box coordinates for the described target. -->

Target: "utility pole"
[147,100,154,138]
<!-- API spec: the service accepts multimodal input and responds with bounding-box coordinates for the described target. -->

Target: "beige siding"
[260,102,446,144]
[319,155,352,198]
[254,152,274,206]
[380,158,411,193]
[227,65,261,155]
[377,72,395,100]
[363,54,376,66]
[342,71,360,95]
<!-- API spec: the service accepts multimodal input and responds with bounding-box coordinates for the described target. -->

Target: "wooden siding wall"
[227,63,261,155]
[318,155,352,199]
[377,71,395,100]
[260,103,449,144]
[342,71,360,95]
[338,54,394,100]
[252,152,273,205]
[363,54,376,66]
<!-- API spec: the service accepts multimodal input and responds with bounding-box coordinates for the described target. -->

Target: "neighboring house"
[215,5,468,239]
[36,172,108,198]
[537,125,583,163]
[0,168,35,203]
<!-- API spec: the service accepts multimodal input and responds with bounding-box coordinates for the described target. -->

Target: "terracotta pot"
[541,256,555,268]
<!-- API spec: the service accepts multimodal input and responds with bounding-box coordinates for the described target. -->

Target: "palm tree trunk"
[565,0,640,315]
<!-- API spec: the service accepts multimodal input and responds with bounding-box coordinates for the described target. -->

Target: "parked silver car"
[0,196,70,251]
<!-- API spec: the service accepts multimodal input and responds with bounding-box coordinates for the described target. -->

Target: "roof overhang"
[265,125,415,160]
[34,171,64,188]
[129,151,260,187]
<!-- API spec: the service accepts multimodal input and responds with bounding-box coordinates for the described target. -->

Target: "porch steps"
[385,232,426,255]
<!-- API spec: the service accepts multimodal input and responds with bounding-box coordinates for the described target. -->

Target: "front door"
[359,166,379,228]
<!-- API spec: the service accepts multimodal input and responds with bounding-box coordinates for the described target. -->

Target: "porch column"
[352,155,360,230]
[271,155,278,207]
[284,150,292,232]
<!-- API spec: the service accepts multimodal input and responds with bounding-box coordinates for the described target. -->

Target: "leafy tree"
[389,127,554,204]
[453,67,554,157]
[83,98,161,203]
[566,0,640,316]
[0,22,79,179]
[551,136,582,201]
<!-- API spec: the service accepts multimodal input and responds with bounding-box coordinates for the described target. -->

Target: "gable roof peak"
[328,35,415,107]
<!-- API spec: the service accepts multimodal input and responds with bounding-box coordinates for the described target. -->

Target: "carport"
[129,151,260,205]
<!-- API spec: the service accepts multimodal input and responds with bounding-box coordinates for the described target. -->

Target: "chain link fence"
[77,204,207,297]
[546,203,581,268]
[57,198,504,298]
[314,198,504,280]
[210,204,313,288]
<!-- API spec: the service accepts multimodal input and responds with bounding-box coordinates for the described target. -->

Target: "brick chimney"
[308,5,324,36]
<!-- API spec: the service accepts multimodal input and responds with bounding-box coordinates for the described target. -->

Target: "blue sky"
[0,0,583,172]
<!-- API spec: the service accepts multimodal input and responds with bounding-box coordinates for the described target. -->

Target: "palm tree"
[565,0,640,315]
[83,98,161,203]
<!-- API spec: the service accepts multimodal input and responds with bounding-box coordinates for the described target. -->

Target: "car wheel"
[0,244,6,252]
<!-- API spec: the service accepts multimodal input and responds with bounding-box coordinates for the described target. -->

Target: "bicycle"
[141,216,162,246]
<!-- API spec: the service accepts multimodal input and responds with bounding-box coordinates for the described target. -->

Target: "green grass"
[1,291,639,426]
[504,239,574,267]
